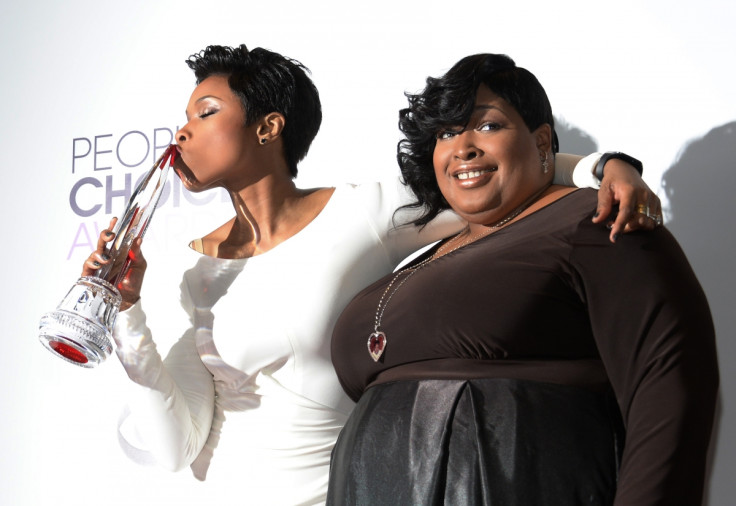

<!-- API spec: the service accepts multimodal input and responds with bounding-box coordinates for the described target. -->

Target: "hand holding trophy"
[38,145,177,367]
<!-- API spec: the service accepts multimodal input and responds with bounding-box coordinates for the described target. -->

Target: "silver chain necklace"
[366,192,542,362]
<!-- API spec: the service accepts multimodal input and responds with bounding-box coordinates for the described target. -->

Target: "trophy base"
[38,276,121,368]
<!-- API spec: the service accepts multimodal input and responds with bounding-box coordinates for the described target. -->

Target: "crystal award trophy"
[38,145,177,368]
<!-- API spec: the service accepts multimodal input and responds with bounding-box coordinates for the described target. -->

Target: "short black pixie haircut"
[186,44,322,178]
[397,53,558,226]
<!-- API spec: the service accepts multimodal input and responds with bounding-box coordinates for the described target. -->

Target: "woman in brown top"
[328,54,718,505]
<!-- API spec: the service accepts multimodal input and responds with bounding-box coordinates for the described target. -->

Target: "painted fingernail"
[593,212,600,218]
[613,233,619,241]
[105,231,114,237]
[101,254,110,261]
[93,261,101,267]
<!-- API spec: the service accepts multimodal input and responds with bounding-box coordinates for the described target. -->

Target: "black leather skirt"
[327,378,624,506]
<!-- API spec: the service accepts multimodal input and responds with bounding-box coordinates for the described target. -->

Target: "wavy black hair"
[186,44,322,178]
[397,53,558,226]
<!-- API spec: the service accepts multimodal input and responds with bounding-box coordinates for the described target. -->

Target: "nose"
[453,132,480,161]
[175,124,189,144]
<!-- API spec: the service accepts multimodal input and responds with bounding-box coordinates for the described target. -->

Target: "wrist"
[120,296,141,313]
[594,151,643,181]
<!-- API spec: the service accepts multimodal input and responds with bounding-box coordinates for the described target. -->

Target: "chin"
[182,179,211,193]
[175,163,210,191]
[453,199,500,217]
[457,205,506,225]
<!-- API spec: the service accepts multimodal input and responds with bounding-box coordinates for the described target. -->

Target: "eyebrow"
[196,94,222,103]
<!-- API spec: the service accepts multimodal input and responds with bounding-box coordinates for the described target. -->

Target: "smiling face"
[174,75,262,192]
[432,84,552,225]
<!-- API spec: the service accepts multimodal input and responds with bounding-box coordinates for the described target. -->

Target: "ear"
[533,123,553,153]
[256,112,286,144]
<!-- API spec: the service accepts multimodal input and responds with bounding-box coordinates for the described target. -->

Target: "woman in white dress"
[83,44,660,505]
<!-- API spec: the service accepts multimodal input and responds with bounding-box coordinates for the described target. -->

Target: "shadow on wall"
[661,121,736,504]
[555,117,599,156]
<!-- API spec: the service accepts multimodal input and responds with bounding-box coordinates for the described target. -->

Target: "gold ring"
[636,203,648,214]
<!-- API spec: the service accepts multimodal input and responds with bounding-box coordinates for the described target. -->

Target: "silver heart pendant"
[367,331,387,362]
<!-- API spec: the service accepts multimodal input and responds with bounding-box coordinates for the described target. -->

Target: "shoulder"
[553,187,598,217]
[570,205,693,286]
[518,188,598,241]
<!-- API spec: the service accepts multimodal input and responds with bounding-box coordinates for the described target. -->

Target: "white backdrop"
[1,0,734,504]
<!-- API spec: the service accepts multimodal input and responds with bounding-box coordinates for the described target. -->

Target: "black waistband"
[368,357,610,393]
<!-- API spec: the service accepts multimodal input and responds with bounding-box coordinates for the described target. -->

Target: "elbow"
[156,441,200,472]
[150,431,205,473]
[158,454,192,473]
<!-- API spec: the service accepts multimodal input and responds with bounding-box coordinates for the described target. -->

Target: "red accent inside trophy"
[49,341,88,364]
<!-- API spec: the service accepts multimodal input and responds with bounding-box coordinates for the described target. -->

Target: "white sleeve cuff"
[571,152,604,189]
[113,299,146,343]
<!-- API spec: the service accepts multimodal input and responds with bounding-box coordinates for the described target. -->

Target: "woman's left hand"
[592,158,663,242]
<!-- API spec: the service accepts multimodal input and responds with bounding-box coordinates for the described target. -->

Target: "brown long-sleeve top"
[331,188,718,505]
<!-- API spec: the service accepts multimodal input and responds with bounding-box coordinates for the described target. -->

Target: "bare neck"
[202,173,333,259]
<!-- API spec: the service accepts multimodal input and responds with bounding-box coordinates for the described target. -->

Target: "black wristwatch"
[594,151,644,181]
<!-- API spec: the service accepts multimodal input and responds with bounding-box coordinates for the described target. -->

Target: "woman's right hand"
[82,217,148,311]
